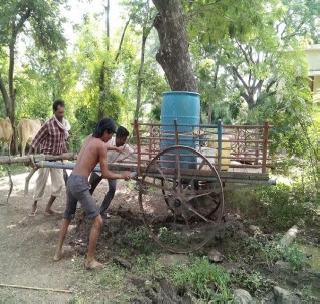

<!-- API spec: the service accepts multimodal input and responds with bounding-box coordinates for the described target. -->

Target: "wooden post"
[134,120,141,176]
[173,120,181,190]
[237,126,240,159]
[148,124,152,160]
[262,121,269,174]
[217,119,223,171]
[174,119,179,145]
[255,129,259,165]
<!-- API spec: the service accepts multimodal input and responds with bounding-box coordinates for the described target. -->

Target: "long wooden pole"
[0,153,77,165]
[0,283,72,294]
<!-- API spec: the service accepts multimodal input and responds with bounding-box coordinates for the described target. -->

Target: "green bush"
[245,237,307,271]
[282,244,307,271]
[158,227,182,246]
[134,254,166,278]
[232,269,271,296]
[125,226,154,254]
[257,182,317,231]
[171,257,232,302]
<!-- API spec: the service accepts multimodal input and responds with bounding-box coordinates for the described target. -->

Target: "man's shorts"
[63,174,100,220]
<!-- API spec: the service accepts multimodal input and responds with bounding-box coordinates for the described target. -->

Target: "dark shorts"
[63,174,99,220]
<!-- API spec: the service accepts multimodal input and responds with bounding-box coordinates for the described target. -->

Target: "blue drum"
[160,91,200,169]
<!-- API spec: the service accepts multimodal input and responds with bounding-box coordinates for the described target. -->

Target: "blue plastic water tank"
[160,91,200,169]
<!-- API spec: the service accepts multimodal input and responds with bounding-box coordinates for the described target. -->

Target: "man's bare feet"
[45,209,62,216]
[53,246,73,261]
[84,259,103,270]
[53,250,63,262]
[29,204,38,217]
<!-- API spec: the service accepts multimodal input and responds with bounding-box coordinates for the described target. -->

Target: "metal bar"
[221,178,277,185]
[262,121,269,174]
[135,122,219,128]
[148,125,152,160]
[174,120,179,145]
[223,124,265,128]
[36,161,136,173]
[217,119,223,171]
[136,137,268,143]
[136,122,269,129]
[134,120,142,176]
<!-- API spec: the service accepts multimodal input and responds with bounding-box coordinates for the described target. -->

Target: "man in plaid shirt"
[29,100,70,216]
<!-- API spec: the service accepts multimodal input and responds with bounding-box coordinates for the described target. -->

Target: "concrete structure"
[305,44,320,103]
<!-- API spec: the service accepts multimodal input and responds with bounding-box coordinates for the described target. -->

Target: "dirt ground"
[1,171,319,303]
[0,171,139,304]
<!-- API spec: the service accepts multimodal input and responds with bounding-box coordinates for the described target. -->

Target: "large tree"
[0,0,65,152]
[152,0,197,92]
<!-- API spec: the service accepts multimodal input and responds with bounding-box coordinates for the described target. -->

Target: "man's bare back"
[73,136,105,177]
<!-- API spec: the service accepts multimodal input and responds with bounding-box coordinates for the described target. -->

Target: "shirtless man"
[53,118,131,269]
[89,126,135,217]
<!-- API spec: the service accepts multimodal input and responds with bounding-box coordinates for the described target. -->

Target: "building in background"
[305,44,320,103]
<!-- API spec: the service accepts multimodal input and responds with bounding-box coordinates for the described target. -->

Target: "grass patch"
[226,181,318,232]
[256,183,318,231]
[232,269,272,296]
[133,254,166,278]
[67,296,87,304]
[244,237,307,270]
[158,227,183,246]
[170,257,232,302]
[124,226,156,254]
[99,263,126,288]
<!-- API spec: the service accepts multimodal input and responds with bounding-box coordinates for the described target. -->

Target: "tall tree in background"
[0,0,65,152]
[97,0,111,120]
[97,0,132,120]
[123,0,156,119]
[152,0,197,92]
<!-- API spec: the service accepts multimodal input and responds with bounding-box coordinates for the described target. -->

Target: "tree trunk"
[97,61,107,120]
[98,0,111,120]
[105,0,110,51]
[152,0,197,92]
[208,57,220,124]
[8,37,17,154]
[0,74,10,116]
[115,18,131,63]
[135,28,150,120]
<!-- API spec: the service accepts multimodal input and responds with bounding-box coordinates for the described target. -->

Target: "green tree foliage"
[186,0,319,167]
[0,0,66,152]
[0,0,318,174]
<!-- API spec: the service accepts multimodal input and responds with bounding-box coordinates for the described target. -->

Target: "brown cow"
[0,117,13,155]
[18,118,41,156]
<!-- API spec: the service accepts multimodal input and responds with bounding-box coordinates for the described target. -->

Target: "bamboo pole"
[0,283,72,293]
[0,153,77,165]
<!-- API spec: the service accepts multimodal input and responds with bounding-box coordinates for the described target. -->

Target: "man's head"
[93,118,116,142]
[53,99,65,121]
[115,126,129,147]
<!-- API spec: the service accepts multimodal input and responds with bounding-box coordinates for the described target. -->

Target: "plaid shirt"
[31,117,67,155]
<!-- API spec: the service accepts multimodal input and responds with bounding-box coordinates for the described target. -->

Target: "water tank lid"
[162,91,200,96]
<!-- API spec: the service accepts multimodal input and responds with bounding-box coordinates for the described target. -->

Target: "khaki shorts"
[63,174,99,220]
